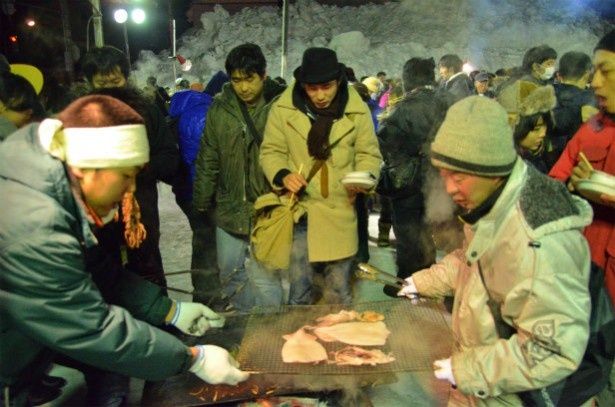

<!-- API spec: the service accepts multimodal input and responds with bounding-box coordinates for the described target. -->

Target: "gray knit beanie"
[431,96,517,176]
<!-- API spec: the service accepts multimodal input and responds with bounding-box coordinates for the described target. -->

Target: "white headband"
[38,118,149,168]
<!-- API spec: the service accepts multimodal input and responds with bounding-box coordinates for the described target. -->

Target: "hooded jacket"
[193,78,285,236]
[260,83,382,262]
[413,159,592,405]
[0,124,192,392]
[377,86,450,203]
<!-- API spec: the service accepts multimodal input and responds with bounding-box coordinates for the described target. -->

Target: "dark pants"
[391,199,435,279]
[54,356,129,407]
[355,194,369,263]
[175,199,220,305]
[378,195,392,226]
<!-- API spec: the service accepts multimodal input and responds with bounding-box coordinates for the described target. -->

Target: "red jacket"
[549,112,615,305]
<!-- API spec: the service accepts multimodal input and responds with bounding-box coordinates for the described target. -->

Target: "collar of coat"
[273,81,369,144]
[215,78,286,114]
[464,158,593,263]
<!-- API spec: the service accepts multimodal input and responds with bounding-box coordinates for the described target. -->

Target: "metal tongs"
[356,263,424,302]
[355,262,408,289]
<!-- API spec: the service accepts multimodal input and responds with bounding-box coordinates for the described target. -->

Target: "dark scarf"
[459,178,508,225]
[292,81,349,160]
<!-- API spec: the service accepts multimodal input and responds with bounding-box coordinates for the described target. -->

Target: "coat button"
[477,390,486,397]
[466,261,471,266]
[471,251,477,257]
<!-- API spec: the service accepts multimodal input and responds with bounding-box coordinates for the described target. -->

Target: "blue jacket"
[169,90,213,186]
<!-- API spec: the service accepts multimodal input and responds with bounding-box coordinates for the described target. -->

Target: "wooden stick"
[288,163,304,204]
[578,152,593,170]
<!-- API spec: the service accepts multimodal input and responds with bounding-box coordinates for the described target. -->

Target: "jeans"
[251,221,354,306]
[216,227,255,312]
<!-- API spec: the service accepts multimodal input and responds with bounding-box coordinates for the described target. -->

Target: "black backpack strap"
[477,261,516,339]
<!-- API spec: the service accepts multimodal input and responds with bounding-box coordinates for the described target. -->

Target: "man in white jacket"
[400,96,592,405]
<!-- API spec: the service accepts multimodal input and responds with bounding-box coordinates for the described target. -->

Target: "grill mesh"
[236,300,452,374]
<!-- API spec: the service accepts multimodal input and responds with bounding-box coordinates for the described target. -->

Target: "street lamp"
[113,7,145,73]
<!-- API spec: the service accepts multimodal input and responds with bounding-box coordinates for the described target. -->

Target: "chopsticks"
[579,152,594,170]
[288,163,304,205]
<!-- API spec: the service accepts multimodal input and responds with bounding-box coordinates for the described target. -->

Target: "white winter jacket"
[413,158,593,406]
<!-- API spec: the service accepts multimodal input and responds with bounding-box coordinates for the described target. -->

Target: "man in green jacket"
[0,95,248,406]
[193,43,285,312]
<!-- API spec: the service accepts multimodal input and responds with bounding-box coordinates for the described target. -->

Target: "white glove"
[189,345,250,385]
[396,276,419,299]
[169,302,225,336]
[433,357,456,386]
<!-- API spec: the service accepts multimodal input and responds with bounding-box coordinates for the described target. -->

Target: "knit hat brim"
[431,152,517,176]
[430,96,517,177]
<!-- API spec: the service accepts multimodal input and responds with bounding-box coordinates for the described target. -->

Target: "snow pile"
[133,0,608,89]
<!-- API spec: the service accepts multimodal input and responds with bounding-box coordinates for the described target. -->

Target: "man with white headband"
[0,95,248,406]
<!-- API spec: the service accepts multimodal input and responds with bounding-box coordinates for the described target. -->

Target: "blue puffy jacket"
[169,90,213,186]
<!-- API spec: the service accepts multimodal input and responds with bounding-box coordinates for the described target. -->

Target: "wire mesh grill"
[236,300,452,374]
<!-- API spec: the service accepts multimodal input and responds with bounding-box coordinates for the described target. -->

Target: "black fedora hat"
[294,47,345,84]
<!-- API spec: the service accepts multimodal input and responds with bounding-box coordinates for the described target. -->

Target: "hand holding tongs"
[355,263,408,289]
[356,263,423,302]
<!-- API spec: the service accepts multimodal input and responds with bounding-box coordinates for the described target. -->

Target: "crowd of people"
[0,26,614,407]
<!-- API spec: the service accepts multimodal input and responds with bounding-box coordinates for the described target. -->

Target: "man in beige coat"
[399,96,592,405]
[256,48,381,305]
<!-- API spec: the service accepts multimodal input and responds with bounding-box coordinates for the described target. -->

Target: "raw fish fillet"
[313,310,384,327]
[331,346,395,366]
[313,321,390,346]
[314,310,359,327]
[281,327,328,363]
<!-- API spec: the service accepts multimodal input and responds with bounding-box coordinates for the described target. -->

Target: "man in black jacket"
[438,54,473,102]
[377,57,452,297]
[82,46,180,291]
[549,51,598,168]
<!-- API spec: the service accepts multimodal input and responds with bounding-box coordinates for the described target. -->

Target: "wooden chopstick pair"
[288,163,304,204]
[578,152,594,171]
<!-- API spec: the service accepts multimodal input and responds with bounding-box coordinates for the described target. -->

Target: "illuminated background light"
[131,8,145,24]
[114,9,128,24]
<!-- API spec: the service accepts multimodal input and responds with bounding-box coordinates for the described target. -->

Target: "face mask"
[100,206,119,225]
[541,66,555,80]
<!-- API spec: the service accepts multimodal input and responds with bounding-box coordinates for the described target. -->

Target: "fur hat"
[497,81,556,125]
[431,96,517,176]
[361,76,381,94]
[294,47,345,84]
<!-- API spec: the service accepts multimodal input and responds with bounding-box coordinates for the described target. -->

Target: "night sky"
[1,0,193,74]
